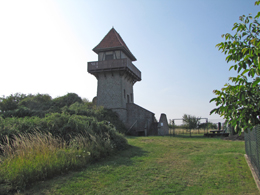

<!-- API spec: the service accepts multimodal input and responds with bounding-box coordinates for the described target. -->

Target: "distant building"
[88,28,168,136]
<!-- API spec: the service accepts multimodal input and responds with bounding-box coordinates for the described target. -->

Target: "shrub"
[0,112,126,144]
[0,93,129,193]
[0,130,127,192]
[64,102,127,134]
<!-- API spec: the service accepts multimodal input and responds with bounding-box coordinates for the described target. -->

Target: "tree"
[182,114,200,130]
[199,122,217,129]
[210,1,260,132]
[0,93,27,112]
[52,93,83,108]
[19,93,52,111]
[0,93,83,118]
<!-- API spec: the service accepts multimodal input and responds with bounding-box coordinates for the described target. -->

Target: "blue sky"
[0,0,259,124]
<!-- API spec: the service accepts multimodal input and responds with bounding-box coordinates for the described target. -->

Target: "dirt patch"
[223,132,244,141]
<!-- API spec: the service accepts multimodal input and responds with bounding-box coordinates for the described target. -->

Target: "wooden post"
[218,122,221,131]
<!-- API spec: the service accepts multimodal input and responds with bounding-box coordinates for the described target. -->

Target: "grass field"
[18,136,259,195]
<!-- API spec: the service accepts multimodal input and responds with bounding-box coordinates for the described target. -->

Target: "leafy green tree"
[51,93,83,110]
[182,114,200,130]
[0,93,27,112]
[210,1,260,131]
[19,94,52,110]
[0,93,83,118]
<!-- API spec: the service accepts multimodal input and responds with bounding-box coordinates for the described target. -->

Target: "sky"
[0,0,259,124]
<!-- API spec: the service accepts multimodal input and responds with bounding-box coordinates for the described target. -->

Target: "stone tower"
[87,28,141,123]
[88,28,168,136]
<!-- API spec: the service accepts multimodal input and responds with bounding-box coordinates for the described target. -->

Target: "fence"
[169,118,225,137]
[169,128,209,137]
[244,125,260,180]
[169,122,224,137]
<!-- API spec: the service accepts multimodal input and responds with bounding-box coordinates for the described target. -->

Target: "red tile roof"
[93,28,136,61]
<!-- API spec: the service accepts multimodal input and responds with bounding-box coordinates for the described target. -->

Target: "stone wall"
[97,71,133,107]
[112,108,127,124]
[97,71,123,109]
[126,103,157,135]
[96,71,134,123]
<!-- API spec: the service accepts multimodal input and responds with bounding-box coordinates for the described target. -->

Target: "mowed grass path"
[20,136,259,195]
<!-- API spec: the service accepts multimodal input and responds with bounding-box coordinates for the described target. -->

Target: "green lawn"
[19,136,259,195]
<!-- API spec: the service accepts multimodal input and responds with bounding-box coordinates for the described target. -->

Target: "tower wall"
[96,71,134,123]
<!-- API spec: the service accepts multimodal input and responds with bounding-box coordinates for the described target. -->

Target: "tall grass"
[0,131,127,193]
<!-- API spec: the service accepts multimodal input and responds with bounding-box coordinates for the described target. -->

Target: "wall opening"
[105,54,113,60]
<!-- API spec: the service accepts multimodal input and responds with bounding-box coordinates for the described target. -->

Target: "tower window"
[105,54,113,60]
[124,89,126,99]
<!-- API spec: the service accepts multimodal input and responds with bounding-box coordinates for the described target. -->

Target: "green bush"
[0,93,127,134]
[64,102,127,134]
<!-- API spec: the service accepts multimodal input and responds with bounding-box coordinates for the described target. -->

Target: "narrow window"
[130,93,133,102]
[105,54,113,60]
[124,89,126,99]
[127,95,130,103]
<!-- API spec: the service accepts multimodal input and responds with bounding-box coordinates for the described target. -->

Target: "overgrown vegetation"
[0,93,128,193]
[0,93,82,118]
[0,93,127,140]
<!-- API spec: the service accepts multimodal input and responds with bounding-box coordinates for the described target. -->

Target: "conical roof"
[93,28,137,61]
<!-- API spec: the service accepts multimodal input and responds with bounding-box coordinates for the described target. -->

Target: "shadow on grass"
[15,145,149,195]
[96,144,149,167]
